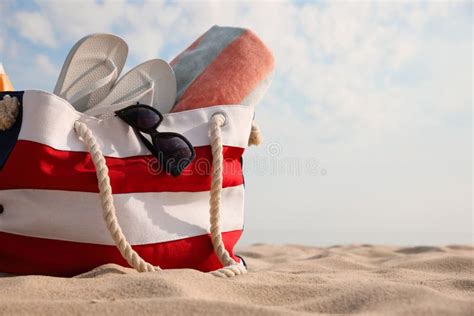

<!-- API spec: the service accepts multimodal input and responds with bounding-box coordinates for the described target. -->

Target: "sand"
[0,244,472,315]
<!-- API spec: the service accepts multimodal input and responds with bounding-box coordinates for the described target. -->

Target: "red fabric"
[0,140,244,193]
[172,30,275,112]
[0,230,243,276]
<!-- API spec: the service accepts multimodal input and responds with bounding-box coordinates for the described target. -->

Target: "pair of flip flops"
[53,34,176,116]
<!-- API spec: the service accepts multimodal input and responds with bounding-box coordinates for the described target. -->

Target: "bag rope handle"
[208,113,247,277]
[1,94,258,277]
[74,120,159,273]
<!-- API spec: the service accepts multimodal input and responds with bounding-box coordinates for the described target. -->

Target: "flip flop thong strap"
[85,80,156,117]
[67,58,118,107]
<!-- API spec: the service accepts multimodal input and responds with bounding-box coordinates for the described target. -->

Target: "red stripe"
[0,140,244,193]
[172,30,275,112]
[0,230,242,276]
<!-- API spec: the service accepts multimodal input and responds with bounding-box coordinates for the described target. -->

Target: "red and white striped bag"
[0,90,256,277]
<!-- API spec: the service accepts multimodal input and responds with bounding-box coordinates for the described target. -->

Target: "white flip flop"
[54,33,128,112]
[85,59,177,117]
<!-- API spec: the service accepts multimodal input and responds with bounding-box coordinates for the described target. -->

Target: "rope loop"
[0,94,19,131]
[248,120,262,146]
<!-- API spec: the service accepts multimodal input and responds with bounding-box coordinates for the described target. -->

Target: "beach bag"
[0,90,258,277]
[0,25,273,278]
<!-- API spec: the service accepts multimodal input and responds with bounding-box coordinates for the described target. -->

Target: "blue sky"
[0,0,472,246]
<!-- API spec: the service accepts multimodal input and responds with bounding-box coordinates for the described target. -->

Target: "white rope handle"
[208,113,247,277]
[74,120,159,273]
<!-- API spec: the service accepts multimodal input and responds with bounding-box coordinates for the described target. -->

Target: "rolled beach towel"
[170,26,274,112]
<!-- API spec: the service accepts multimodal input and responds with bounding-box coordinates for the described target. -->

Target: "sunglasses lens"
[154,134,194,176]
[155,134,193,160]
[118,106,161,131]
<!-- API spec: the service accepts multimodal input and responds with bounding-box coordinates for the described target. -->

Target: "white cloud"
[14,11,57,47]
[35,54,58,78]
[33,0,127,41]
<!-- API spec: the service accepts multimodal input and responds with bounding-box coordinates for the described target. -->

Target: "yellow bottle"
[0,63,14,91]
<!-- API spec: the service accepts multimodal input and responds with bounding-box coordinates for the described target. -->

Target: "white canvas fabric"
[19,91,254,156]
[0,186,244,245]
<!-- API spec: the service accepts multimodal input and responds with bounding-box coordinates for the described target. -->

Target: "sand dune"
[0,244,472,315]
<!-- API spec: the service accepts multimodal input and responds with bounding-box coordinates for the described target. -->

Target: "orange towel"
[170,26,274,112]
[0,64,13,92]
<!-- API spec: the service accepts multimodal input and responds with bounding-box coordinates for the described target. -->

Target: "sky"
[0,0,472,246]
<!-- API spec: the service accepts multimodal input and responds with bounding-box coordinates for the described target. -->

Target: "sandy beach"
[0,244,472,315]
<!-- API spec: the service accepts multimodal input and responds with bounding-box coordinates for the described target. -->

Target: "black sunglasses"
[115,103,196,177]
